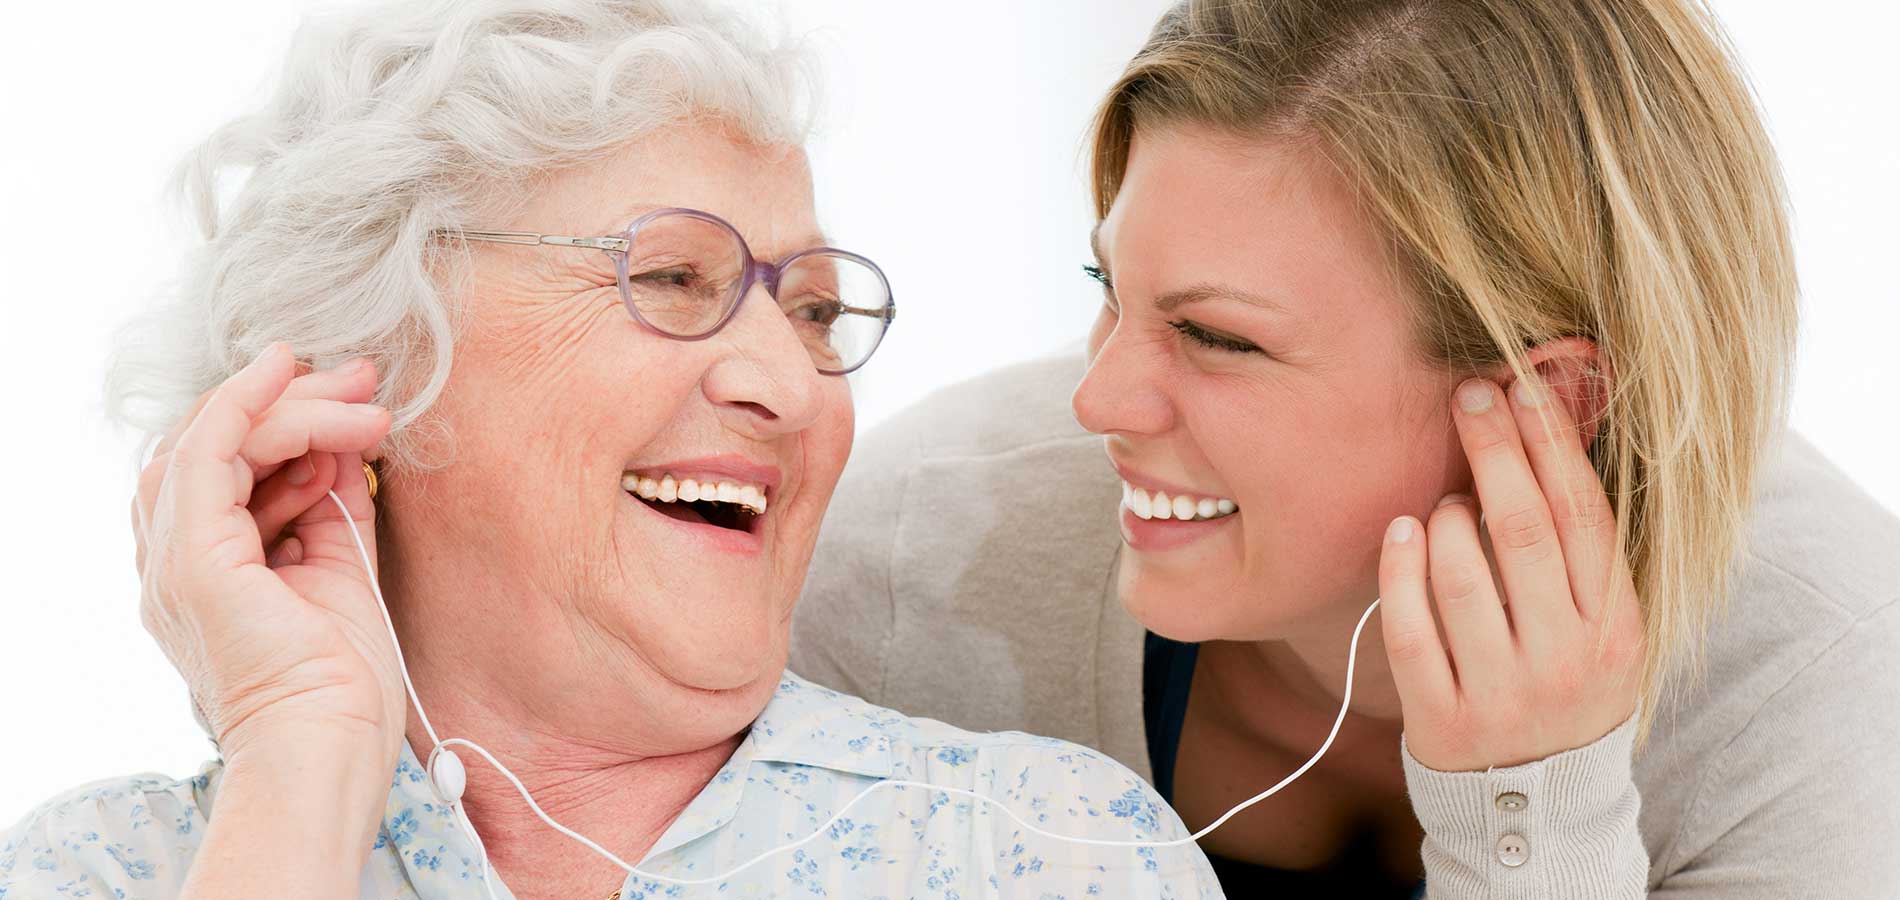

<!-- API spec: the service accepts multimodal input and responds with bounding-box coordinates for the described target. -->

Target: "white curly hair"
[106,0,816,468]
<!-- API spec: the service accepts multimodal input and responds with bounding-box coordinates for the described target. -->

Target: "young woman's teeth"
[622,472,768,515]
[1121,482,1238,522]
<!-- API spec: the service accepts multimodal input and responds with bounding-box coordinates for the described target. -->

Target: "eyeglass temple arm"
[448,230,630,253]
[840,303,896,323]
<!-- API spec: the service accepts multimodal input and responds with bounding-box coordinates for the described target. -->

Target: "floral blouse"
[1,672,1222,898]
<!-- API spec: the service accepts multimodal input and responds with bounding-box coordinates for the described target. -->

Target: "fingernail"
[287,456,315,486]
[353,403,388,419]
[1437,493,1468,508]
[344,357,372,375]
[1457,380,1493,414]
[249,342,285,369]
[1512,377,1546,408]
[1387,517,1414,543]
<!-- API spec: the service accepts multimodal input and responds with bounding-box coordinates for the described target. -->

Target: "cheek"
[1192,378,1456,556]
[803,381,856,500]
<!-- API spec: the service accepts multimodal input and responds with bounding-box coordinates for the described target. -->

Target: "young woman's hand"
[1377,376,1645,771]
[132,343,404,768]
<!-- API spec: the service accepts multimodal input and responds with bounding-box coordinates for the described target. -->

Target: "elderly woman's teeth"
[622,472,768,515]
[1120,482,1238,522]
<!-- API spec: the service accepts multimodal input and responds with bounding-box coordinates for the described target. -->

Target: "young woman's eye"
[1169,319,1263,354]
[1082,264,1119,314]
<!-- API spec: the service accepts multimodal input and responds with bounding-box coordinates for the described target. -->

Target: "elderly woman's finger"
[250,452,340,548]
[1424,495,1514,686]
[1378,516,1457,710]
[152,357,376,462]
[1451,378,1577,654]
[236,361,383,485]
[239,399,390,473]
[265,535,306,569]
[287,452,379,576]
[1506,375,1626,621]
[166,344,299,532]
[137,356,379,577]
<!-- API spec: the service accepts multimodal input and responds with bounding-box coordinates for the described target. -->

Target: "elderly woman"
[795,0,1900,897]
[0,2,1222,898]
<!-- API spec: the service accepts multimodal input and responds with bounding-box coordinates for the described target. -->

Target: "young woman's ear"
[1509,336,1611,449]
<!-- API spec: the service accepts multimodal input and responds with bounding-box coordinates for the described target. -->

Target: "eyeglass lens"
[620,212,890,373]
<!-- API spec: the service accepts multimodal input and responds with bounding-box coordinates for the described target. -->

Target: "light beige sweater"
[791,350,1900,899]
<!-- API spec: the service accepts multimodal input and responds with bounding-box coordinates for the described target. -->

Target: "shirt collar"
[374,670,898,890]
[641,670,898,860]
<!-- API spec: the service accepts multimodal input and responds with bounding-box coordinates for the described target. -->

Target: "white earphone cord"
[325,490,1383,893]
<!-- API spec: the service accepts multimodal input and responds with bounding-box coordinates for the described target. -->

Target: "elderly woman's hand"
[132,343,403,767]
[1377,376,1646,772]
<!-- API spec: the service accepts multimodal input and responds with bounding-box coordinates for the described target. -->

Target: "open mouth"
[623,472,766,535]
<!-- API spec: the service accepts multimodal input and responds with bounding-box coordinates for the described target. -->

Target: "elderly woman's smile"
[622,463,772,535]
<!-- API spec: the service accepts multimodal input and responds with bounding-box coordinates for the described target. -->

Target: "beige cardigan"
[790,350,1900,899]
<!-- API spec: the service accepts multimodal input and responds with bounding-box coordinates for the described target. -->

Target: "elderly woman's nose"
[1073,331,1174,438]
[701,282,828,434]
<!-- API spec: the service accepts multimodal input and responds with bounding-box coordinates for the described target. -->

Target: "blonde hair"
[1091,0,1799,728]
[106,0,814,470]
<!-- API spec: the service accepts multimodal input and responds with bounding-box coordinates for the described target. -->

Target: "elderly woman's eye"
[789,298,843,327]
[632,265,699,289]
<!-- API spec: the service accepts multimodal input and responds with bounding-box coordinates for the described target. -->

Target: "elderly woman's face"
[403,122,851,715]
[1075,127,1467,643]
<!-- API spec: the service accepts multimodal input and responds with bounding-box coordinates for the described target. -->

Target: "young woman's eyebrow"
[1153,282,1288,314]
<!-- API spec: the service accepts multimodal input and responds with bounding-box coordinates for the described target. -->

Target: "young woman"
[793,0,1900,896]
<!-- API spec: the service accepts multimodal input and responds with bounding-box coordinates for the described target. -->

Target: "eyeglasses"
[442,207,895,375]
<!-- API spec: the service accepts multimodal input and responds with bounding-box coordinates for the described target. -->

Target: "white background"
[0,1,1893,819]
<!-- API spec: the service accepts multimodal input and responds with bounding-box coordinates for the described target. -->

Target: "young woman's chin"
[1119,553,1353,644]
[1119,556,1252,643]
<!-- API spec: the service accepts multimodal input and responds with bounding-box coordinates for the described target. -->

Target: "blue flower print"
[936,746,974,766]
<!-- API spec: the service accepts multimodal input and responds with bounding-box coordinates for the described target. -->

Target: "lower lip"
[625,491,765,556]
[1119,505,1238,552]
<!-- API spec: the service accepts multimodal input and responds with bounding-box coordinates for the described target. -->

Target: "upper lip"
[1110,460,1233,502]
[625,454,783,493]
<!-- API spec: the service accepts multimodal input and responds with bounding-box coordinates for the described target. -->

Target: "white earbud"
[429,747,467,804]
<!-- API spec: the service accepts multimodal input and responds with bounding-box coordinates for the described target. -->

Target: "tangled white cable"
[325,490,1383,895]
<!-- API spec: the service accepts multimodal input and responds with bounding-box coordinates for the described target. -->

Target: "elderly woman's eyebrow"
[588,203,666,234]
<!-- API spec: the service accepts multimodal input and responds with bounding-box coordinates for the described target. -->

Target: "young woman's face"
[1074,127,1471,642]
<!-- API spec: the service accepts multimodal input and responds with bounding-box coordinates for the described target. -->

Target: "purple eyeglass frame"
[443,206,896,375]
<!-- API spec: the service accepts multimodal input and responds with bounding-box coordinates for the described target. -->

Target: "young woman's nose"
[1072,321,1176,438]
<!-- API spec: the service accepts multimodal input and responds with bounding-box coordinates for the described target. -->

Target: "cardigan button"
[1497,833,1530,867]
[1496,791,1528,812]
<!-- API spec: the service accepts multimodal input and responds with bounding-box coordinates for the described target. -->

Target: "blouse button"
[1496,791,1528,812]
[1497,833,1530,867]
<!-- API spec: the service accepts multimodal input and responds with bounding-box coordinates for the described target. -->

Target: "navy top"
[1143,631,1429,899]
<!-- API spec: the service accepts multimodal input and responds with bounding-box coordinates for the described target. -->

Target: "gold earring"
[362,461,379,500]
